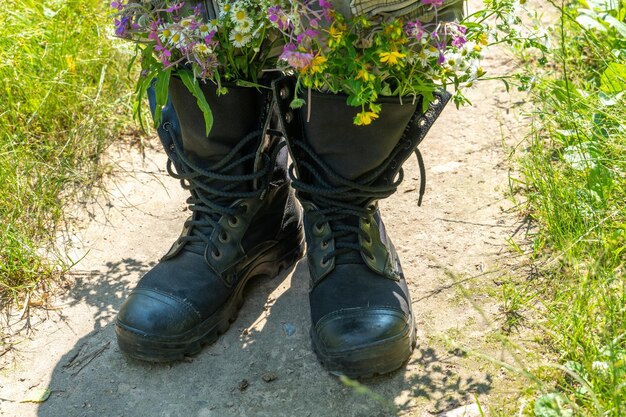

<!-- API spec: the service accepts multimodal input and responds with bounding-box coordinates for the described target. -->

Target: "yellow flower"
[379,50,406,66]
[327,21,347,47]
[307,54,327,74]
[356,68,373,82]
[354,110,379,126]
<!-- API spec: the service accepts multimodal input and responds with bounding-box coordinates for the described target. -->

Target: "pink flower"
[296,29,318,48]
[279,44,313,69]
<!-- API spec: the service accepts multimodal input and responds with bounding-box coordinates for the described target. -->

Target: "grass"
[504,0,626,415]
[0,1,134,308]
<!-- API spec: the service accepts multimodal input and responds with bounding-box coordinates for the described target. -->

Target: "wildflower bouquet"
[112,0,537,129]
[112,0,282,132]
[271,0,489,125]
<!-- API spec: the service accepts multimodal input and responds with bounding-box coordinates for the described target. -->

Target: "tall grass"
[0,1,133,306]
[510,0,625,415]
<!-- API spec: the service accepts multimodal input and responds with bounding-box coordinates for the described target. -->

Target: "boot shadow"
[35,253,493,417]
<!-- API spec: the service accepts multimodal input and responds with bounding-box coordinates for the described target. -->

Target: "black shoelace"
[163,124,281,257]
[288,138,426,264]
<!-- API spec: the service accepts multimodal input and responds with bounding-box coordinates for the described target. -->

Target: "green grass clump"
[0,1,133,306]
[510,1,626,415]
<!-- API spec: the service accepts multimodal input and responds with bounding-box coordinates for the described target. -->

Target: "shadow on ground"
[37,256,493,417]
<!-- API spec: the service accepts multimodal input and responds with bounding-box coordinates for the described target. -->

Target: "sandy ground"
[0,23,534,417]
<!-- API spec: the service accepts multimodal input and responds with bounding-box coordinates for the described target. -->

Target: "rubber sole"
[310,315,416,379]
[115,229,305,362]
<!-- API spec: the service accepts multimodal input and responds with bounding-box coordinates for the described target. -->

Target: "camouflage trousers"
[196,0,464,22]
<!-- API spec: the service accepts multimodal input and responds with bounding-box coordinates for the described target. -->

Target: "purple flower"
[110,1,124,11]
[405,19,426,42]
[114,16,131,37]
[192,3,204,16]
[166,2,185,13]
[319,0,334,21]
[155,43,172,66]
[204,31,216,44]
[451,35,466,47]
[268,6,290,30]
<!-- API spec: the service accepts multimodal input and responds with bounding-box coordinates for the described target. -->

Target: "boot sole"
[115,229,305,362]
[310,316,416,379]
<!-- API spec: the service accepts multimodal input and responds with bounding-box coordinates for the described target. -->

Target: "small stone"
[282,323,296,337]
[237,379,249,391]
[262,372,277,382]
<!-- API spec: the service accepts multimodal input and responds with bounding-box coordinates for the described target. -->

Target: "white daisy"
[229,30,251,47]
[235,17,253,34]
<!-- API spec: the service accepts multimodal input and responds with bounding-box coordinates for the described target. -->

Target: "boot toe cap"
[116,288,201,337]
[314,307,412,352]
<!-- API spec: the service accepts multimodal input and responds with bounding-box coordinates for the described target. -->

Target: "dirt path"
[0,27,530,417]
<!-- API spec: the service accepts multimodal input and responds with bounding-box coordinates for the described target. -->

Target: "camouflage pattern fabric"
[192,0,465,23]
[331,0,465,22]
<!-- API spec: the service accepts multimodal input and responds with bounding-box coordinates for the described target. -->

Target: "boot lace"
[288,138,426,264]
[163,124,282,257]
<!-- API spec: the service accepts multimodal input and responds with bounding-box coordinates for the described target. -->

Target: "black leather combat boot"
[273,77,450,377]
[115,77,304,361]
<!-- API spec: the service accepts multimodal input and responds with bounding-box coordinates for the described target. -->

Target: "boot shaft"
[168,77,270,168]
[301,92,417,183]
[272,76,450,285]
[273,76,450,199]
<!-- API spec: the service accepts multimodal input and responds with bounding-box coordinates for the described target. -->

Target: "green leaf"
[575,14,607,31]
[603,14,626,37]
[600,62,626,93]
[20,388,51,403]
[153,69,171,128]
[178,70,213,136]
[534,393,573,417]
[235,80,268,90]
[289,98,305,109]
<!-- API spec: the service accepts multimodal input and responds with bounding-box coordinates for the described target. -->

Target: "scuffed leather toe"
[314,307,411,352]
[116,288,201,337]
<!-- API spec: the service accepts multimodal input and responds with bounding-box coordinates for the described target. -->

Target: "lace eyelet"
[228,216,240,227]
[363,235,372,245]
[240,202,249,214]
[219,231,230,243]
[320,240,329,250]
[367,253,375,262]
[279,87,289,99]
[212,249,222,260]
[362,217,371,226]
[320,258,329,268]
[313,222,325,234]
